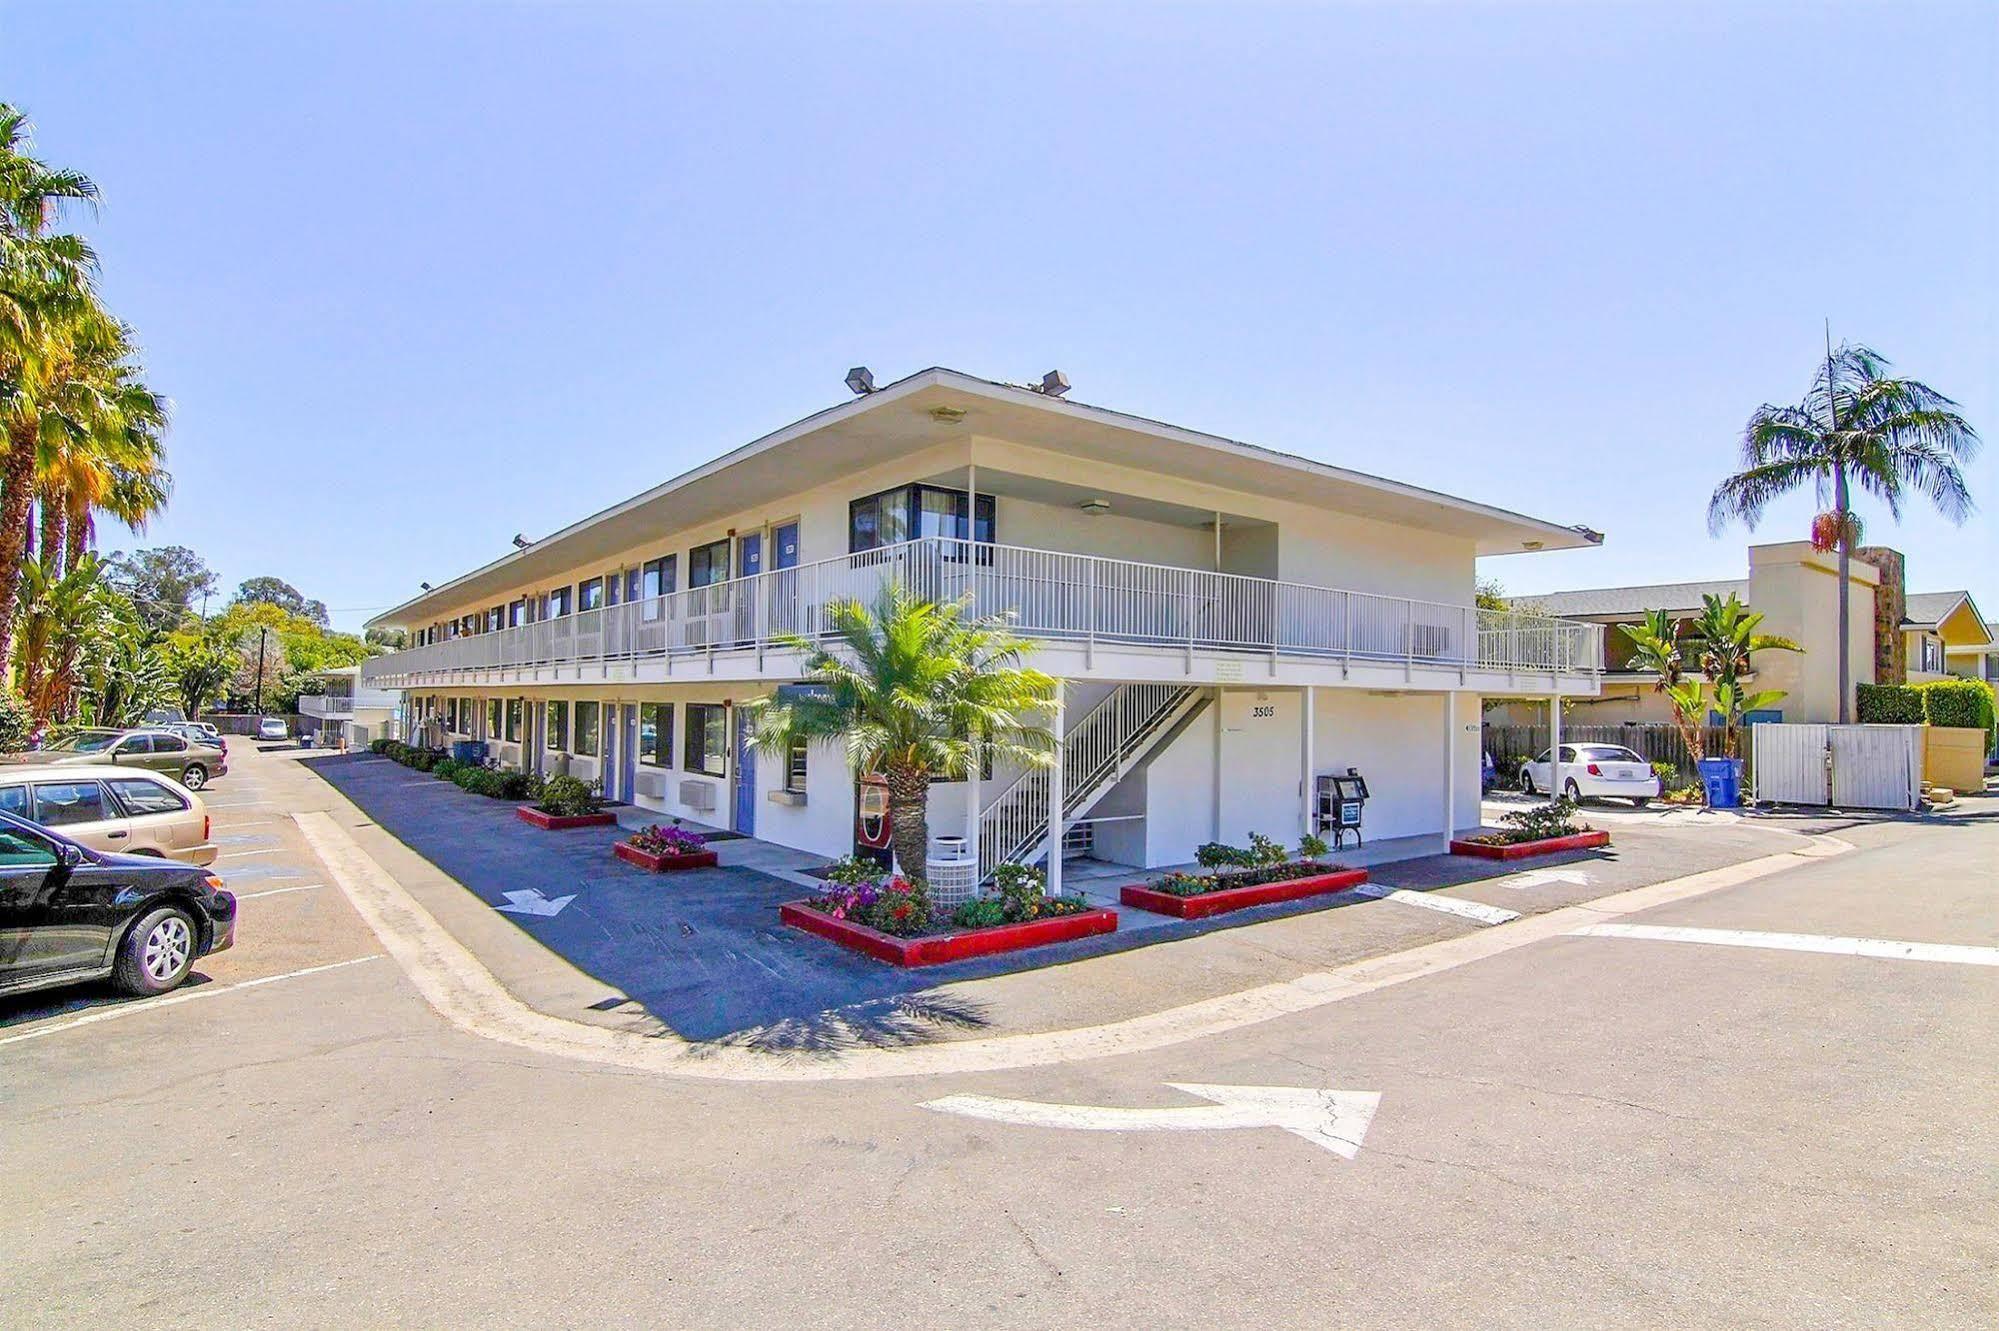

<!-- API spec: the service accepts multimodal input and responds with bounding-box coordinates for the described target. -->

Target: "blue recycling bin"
[451,740,488,765]
[1697,757,1742,809]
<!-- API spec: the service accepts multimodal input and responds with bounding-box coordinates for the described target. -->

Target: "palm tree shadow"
[702,991,992,1056]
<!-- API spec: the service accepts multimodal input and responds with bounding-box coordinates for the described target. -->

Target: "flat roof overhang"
[369,369,1604,629]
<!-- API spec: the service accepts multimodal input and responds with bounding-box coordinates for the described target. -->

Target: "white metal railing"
[299,693,353,719]
[977,682,1197,880]
[360,538,1604,687]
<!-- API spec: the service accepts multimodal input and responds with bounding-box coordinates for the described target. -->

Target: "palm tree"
[1709,342,1980,721]
[744,582,1057,883]
[1618,609,1708,765]
[1687,593,1800,759]
[34,317,171,579]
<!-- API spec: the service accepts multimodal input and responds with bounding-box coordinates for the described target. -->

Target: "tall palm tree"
[745,582,1057,883]
[1617,609,1709,765]
[1687,593,1800,760]
[35,318,171,579]
[1709,342,1979,721]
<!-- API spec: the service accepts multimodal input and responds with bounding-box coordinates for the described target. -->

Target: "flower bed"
[613,823,718,871]
[1450,830,1610,860]
[1120,863,1369,919]
[780,860,1114,966]
[515,805,617,830]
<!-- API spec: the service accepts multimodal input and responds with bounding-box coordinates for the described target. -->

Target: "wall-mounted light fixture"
[845,366,876,395]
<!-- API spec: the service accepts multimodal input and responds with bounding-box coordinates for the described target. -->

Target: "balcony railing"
[361,538,1603,687]
[299,693,354,719]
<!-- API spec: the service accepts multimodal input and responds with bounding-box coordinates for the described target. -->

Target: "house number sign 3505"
[1251,705,1276,718]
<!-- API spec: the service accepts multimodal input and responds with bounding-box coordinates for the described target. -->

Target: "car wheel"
[1518,770,1536,795]
[180,763,207,790]
[1631,797,1652,809]
[113,904,198,996]
[1563,779,1583,802]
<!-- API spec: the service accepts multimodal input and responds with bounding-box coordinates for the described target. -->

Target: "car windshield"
[47,732,120,753]
[1579,745,1643,763]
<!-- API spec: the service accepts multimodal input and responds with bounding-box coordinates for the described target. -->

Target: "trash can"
[451,740,489,765]
[1697,757,1742,809]
[926,835,978,910]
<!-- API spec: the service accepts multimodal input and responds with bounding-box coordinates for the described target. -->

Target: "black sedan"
[0,808,236,999]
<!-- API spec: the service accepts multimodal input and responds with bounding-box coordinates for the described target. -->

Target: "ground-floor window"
[685,703,726,775]
[785,736,808,793]
[547,701,568,751]
[459,697,474,732]
[639,703,672,766]
[486,699,501,737]
[505,699,522,742]
[575,702,600,756]
[445,698,460,732]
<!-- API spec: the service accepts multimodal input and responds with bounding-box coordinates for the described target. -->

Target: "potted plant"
[780,859,1115,967]
[1450,796,1610,860]
[515,773,616,829]
[1119,831,1368,919]
[614,822,718,871]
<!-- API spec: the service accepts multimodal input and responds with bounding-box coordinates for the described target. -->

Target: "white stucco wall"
[1311,689,1479,843]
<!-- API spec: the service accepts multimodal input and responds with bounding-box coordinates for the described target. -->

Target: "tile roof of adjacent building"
[1519,579,1748,618]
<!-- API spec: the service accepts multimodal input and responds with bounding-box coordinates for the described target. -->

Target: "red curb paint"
[1118,867,1370,919]
[613,842,720,872]
[514,806,619,830]
[779,901,1118,967]
[1448,830,1611,860]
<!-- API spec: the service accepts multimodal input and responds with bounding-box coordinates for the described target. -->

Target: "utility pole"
[253,627,269,715]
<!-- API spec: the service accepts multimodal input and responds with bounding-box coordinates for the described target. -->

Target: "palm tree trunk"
[1834,463,1852,723]
[38,488,64,580]
[62,493,87,576]
[884,764,931,884]
[0,425,39,674]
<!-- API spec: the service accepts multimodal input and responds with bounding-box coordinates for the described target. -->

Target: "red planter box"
[613,841,719,872]
[779,900,1118,967]
[1119,866,1370,919]
[1449,830,1611,860]
[514,806,618,830]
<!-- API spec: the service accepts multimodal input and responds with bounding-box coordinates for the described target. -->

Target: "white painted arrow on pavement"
[1505,867,1593,890]
[495,889,575,917]
[922,1083,1381,1158]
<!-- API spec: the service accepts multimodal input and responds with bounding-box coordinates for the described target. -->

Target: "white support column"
[1300,685,1316,841]
[1443,691,1457,841]
[1046,684,1065,898]
[1548,690,1563,805]
[966,728,981,875]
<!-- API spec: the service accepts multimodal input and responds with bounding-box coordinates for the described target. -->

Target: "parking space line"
[1568,923,1999,967]
[235,884,325,900]
[218,848,282,860]
[0,956,385,1047]
[1352,883,1520,925]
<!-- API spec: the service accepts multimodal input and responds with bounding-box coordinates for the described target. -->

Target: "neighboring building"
[359,366,1605,878]
[1490,541,1879,727]
[1901,591,1994,683]
[298,666,403,748]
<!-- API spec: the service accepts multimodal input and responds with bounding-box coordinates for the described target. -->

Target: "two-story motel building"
[361,367,1605,887]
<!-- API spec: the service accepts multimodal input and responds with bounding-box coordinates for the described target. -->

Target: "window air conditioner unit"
[679,780,716,811]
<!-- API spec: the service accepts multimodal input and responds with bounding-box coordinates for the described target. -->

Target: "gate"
[1751,724,1828,806]
[1752,723,1923,811]
[1830,725,1923,812]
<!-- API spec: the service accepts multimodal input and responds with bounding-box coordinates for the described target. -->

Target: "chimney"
[1852,546,1906,684]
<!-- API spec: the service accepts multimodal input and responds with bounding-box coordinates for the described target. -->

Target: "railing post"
[1085,559,1096,669]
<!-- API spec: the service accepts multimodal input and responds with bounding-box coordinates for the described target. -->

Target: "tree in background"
[162,628,234,721]
[1688,593,1800,760]
[365,626,407,650]
[104,544,217,634]
[233,575,329,627]
[1709,342,1979,722]
[1617,609,1710,765]
[212,599,370,713]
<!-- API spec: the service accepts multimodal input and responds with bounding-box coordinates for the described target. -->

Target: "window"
[508,599,527,628]
[151,733,187,753]
[487,699,503,737]
[488,605,504,632]
[34,781,108,827]
[685,704,727,776]
[578,577,604,613]
[639,703,673,767]
[575,702,600,756]
[549,586,573,617]
[0,825,56,868]
[850,484,993,553]
[642,556,676,600]
[786,736,808,793]
[688,540,729,587]
[546,701,568,751]
[460,698,475,732]
[605,573,622,606]
[116,734,153,756]
[445,698,460,732]
[505,698,522,743]
[0,784,28,818]
[1577,746,1643,763]
[108,778,189,817]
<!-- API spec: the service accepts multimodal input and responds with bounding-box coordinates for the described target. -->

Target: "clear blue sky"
[5,1,1993,632]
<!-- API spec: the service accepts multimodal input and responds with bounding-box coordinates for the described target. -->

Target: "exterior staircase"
[977,682,1206,881]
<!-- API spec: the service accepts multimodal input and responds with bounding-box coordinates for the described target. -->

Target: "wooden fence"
[1482,722,1746,790]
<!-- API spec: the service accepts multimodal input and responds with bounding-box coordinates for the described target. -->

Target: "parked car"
[164,721,226,757]
[1518,744,1660,806]
[0,766,217,866]
[0,808,236,998]
[1,728,227,791]
[256,717,289,742]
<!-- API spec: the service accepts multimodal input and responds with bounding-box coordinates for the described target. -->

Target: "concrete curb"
[294,808,1854,1084]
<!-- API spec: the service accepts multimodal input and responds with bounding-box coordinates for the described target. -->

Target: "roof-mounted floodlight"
[845,366,876,396]
[420,581,433,591]
[512,533,530,549]
[1039,370,1071,397]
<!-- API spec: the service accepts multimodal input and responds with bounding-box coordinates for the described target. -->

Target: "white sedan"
[1518,743,1660,806]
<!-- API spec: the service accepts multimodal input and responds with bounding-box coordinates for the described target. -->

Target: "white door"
[1830,725,1923,811]
[1753,724,1829,807]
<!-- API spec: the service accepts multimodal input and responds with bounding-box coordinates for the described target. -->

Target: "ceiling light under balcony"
[929,405,966,424]
[1080,498,1112,517]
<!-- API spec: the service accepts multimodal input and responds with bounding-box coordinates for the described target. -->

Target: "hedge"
[1855,683,1924,724]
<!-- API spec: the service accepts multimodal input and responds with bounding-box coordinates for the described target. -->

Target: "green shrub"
[0,688,31,753]
[1915,678,1996,734]
[822,854,884,886]
[433,758,465,782]
[1482,795,1588,845]
[1856,682,1923,724]
[536,774,600,818]
[1195,841,1255,870]
[369,738,392,756]
[408,749,438,772]
[951,898,1008,929]
[1298,832,1330,862]
[494,769,535,800]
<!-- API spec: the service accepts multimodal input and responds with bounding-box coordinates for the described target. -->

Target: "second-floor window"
[688,541,729,588]
[549,586,573,618]
[850,484,994,553]
[578,577,604,613]
[642,556,676,602]
[508,599,526,628]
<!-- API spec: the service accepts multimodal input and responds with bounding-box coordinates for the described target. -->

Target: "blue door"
[772,522,799,570]
[620,706,639,804]
[737,532,763,579]
[734,712,756,836]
